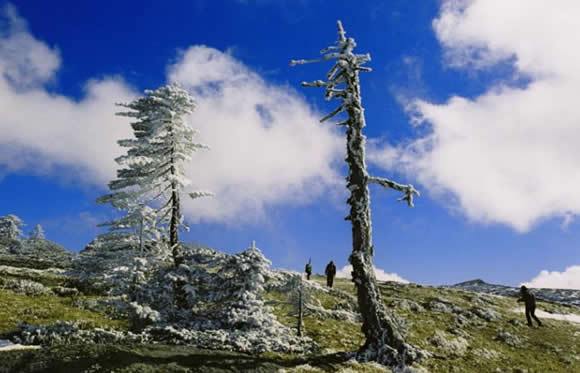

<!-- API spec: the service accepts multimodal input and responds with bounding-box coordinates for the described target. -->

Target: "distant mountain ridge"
[449,279,580,308]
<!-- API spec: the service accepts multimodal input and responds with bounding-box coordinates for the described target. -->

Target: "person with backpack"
[304,258,312,280]
[325,260,336,288]
[518,285,542,327]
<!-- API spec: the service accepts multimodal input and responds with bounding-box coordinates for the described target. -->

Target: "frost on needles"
[97,84,212,266]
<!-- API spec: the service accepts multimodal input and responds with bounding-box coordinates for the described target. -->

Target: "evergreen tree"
[98,84,211,266]
[98,204,160,254]
[291,21,421,367]
[29,224,45,240]
[0,214,24,240]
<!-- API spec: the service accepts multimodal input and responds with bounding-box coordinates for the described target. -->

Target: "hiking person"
[518,285,542,327]
[325,260,336,288]
[305,258,312,280]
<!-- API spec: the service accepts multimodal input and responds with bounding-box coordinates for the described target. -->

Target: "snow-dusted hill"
[448,279,580,308]
[0,238,73,269]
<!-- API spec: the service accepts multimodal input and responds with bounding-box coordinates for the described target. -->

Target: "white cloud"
[0,4,60,89]
[336,265,410,284]
[168,46,343,222]
[0,6,342,224]
[522,265,580,290]
[0,5,134,184]
[372,0,580,232]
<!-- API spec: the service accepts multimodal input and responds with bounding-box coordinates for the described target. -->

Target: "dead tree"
[288,275,312,337]
[291,21,421,367]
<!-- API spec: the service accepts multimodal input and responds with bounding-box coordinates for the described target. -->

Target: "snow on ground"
[0,339,40,351]
[511,308,580,324]
[0,265,65,275]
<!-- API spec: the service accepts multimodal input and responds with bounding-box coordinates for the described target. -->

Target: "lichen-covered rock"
[472,307,501,322]
[472,348,500,360]
[427,301,452,313]
[1,278,51,296]
[508,318,524,327]
[52,286,79,297]
[395,299,425,312]
[494,330,523,347]
[428,330,469,356]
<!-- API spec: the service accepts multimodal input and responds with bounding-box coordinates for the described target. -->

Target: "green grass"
[0,344,389,373]
[1,272,579,372]
[268,277,580,372]
[0,290,127,336]
[0,265,68,287]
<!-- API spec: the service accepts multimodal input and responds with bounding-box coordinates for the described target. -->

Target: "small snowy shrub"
[14,321,148,346]
[51,286,79,297]
[2,278,51,296]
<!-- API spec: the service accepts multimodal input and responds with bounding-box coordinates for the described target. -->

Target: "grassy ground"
[0,265,68,287]
[0,344,386,373]
[0,290,127,336]
[1,271,579,372]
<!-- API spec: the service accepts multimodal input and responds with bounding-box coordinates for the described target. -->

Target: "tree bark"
[297,282,303,337]
[291,21,420,367]
[139,213,144,255]
[169,157,182,268]
[170,186,181,267]
[169,158,187,309]
[344,68,411,367]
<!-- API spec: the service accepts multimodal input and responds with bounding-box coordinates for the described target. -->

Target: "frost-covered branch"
[368,177,420,207]
[291,20,372,128]
[189,191,214,200]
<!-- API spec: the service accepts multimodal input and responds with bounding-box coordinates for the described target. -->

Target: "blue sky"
[1,0,579,288]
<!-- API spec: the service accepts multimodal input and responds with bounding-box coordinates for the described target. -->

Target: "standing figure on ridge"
[518,285,542,327]
[305,258,312,280]
[325,260,336,288]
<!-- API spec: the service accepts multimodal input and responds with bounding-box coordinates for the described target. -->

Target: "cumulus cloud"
[0,5,342,224]
[0,4,61,89]
[336,265,410,284]
[168,46,343,222]
[522,266,580,290]
[371,0,580,232]
[0,5,135,183]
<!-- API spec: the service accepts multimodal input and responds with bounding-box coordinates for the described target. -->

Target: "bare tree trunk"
[291,21,420,367]
[169,159,187,309]
[170,187,181,267]
[297,281,304,337]
[169,157,182,268]
[345,103,409,365]
[139,213,144,255]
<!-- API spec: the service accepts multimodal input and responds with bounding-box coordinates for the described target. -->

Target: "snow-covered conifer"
[98,205,160,254]
[98,84,212,266]
[29,224,45,240]
[291,21,421,367]
[216,241,276,330]
[0,214,24,240]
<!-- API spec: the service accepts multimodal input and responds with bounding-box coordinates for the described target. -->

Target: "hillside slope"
[450,279,580,307]
[0,260,578,372]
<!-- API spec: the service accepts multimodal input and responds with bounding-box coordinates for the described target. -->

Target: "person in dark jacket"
[518,285,542,327]
[325,260,336,288]
[305,259,312,280]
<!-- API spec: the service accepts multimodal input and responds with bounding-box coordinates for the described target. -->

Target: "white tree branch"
[368,176,420,207]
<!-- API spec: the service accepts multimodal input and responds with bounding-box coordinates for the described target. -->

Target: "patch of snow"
[0,339,40,351]
[511,308,580,323]
[450,279,580,307]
